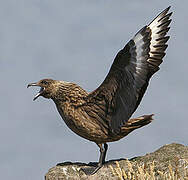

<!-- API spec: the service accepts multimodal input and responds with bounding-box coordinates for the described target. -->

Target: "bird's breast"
[54,101,112,143]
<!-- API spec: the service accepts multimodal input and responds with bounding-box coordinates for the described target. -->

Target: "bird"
[27,7,172,174]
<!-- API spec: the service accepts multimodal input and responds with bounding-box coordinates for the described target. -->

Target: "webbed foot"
[81,164,102,175]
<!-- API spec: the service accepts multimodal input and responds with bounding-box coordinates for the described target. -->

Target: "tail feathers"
[122,114,154,131]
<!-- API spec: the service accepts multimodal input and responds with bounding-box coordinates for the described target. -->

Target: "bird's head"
[27,79,58,101]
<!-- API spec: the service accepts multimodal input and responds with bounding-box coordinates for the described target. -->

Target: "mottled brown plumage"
[27,7,172,174]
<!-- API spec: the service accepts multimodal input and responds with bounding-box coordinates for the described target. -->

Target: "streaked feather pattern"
[86,7,172,133]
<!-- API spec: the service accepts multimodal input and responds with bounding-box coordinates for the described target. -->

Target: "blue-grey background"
[0,1,187,179]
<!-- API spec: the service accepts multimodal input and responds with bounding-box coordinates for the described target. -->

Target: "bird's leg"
[98,143,108,165]
[90,143,108,175]
[81,143,108,175]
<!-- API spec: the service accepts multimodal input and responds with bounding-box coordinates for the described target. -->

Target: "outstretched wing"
[86,7,172,133]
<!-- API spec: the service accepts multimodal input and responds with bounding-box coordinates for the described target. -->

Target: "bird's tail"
[121,114,154,135]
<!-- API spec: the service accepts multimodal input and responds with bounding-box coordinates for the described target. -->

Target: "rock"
[45,143,188,180]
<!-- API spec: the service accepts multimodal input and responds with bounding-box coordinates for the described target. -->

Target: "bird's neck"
[51,81,88,106]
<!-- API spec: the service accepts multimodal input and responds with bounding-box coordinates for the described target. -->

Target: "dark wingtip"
[165,6,173,17]
[159,6,172,18]
[168,12,173,17]
[164,6,171,13]
[166,6,173,16]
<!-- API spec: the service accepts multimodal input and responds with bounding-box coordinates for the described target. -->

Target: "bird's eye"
[41,80,48,85]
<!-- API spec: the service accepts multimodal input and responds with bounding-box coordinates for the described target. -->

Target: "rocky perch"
[45,143,188,180]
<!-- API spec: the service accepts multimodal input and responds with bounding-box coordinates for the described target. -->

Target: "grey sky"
[0,1,187,180]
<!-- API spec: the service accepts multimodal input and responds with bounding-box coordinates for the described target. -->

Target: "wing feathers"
[86,7,172,134]
[148,7,172,71]
[110,27,152,132]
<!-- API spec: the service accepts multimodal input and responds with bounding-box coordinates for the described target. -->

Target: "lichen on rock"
[45,143,188,180]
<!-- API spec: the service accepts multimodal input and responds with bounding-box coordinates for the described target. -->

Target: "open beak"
[27,82,38,88]
[27,83,45,101]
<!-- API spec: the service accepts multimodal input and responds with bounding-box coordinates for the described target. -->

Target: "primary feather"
[86,7,172,133]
